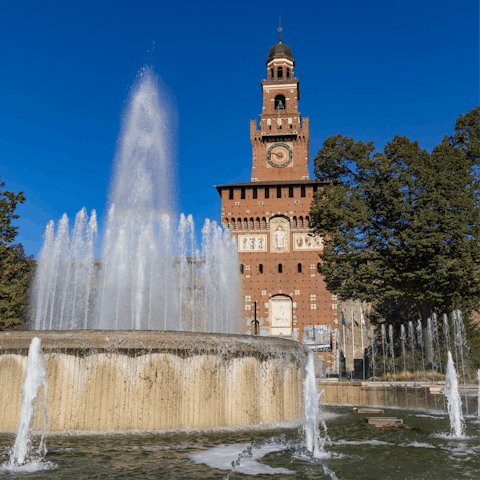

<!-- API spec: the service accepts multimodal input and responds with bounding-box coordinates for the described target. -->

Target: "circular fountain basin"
[0,330,307,433]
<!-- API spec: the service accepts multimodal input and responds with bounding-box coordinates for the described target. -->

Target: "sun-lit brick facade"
[216,39,339,373]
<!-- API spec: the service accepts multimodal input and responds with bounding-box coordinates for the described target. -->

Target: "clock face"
[267,143,293,168]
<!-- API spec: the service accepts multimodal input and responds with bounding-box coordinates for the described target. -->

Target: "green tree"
[310,106,480,326]
[0,179,33,329]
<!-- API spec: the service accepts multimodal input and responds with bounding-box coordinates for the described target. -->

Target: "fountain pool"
[0,407,478,479]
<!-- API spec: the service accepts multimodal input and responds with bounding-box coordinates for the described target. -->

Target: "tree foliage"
[0,180,33,330]
[310,106,480,324]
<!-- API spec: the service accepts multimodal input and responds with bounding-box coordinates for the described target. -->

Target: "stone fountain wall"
[0,331,306,432]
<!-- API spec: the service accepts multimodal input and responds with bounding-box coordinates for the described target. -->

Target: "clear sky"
[1,0,478,257]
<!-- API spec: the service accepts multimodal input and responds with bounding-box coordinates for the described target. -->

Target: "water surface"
[1,407,479,479]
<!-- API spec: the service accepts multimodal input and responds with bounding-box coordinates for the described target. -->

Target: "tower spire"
[277,15,283,43]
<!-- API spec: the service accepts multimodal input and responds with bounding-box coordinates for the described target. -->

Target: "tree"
[0,180,33,329]
[310,106,480,326]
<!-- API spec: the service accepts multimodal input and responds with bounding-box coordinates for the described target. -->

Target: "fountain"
[0,67,307,433]
[303,351,327,458]
[442,351,465,437]
[318,310,479,416]
[31,68,240,334]
[1,338,56,473]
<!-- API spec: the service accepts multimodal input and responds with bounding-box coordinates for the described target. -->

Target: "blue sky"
[1,0,478,257]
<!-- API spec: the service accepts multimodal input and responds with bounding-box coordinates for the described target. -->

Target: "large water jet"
[31,68,241,333]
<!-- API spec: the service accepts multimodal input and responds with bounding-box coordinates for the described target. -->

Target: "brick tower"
[216,35,339,373]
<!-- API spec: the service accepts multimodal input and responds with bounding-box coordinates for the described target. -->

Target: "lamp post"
[251,301,259,335]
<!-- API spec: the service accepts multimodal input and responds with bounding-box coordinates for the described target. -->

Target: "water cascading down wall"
[0,331,306,432]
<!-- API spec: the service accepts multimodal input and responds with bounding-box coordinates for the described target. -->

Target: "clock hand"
[271,152,282,157]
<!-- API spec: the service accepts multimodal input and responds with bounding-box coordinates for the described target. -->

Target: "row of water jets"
[32,208,240,334]
[375,311,469,382]
[3,339,475,474]
[339,310,471,383]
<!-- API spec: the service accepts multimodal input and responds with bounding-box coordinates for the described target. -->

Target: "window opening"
[301,186,306,197]
[259,264,263,274]
[241,187,246,199]
[240,264,244,274]
[253,187,257,199]
[289,186,294,198]
[265,187,270,199]
[229,188,233,200]
[277,186,282,198]
[297,263,302,273]
[275,94,285,110]
[278,264,283,274]
[277,67,283,80]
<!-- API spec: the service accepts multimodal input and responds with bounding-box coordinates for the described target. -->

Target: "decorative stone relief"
[237,234,267,252]
[269,216,290,253]
[293,233,323,251]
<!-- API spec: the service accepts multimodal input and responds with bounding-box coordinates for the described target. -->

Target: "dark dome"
[268,42,293,60]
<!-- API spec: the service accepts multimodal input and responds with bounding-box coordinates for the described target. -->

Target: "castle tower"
[216,32,339,374]
[250,36,309,182]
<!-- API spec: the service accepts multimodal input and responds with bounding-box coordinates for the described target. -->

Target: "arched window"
[275,95,285,110]
[240,264,244,274]
[305,216,310,228]
[298,263,302,273]
[277,67,283,80]
[238,218,242,231]
[286,67,290,79]
[259,264,263,274]
[299,216,304,229]
[278,264,283,273]
[256,217,260,230]
[270,68,274,80]
[293,216,297,229]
